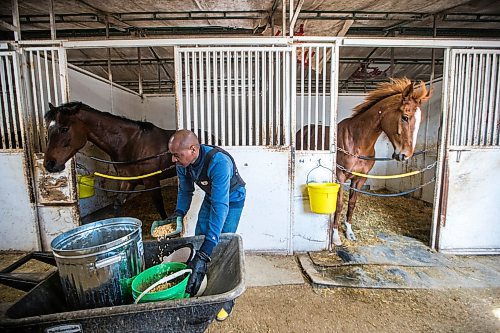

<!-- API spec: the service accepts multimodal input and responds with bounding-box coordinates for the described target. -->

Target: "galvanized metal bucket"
[50,217,145,310]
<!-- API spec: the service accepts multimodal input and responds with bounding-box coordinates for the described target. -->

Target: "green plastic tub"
[132,262,190,302]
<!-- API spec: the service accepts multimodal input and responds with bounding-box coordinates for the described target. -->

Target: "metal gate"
[292,43,338,251]
[20,46,79,250]
[174,42,338,252]
[0,50,40,250]
[0,51,24,150]
[437,49,500,254]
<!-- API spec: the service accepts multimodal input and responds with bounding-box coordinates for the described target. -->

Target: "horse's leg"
[144,178,167,220]
[113,181,133,217]
[331,172,346,248]
[344,177,367,241]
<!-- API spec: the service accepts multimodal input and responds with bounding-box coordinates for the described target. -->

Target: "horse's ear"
[48,102,55,110]
[402,82,414,102]
[67,102,82,114]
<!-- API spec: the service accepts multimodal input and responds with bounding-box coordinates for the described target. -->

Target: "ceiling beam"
[68,56,443,67]
[10,11,499,24]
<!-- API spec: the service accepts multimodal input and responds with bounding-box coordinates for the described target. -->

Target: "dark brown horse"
[297,78,431,246]
[43,102,177,220]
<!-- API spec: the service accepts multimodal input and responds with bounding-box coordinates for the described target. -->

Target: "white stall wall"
[439,148,500,253]
[183,147,293,253]
[0,152,39,250]
[144,95,177,130]
[293,152,334,252]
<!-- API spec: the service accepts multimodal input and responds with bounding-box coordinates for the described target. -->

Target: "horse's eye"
[60,127,69,133]
[402,115,409,123]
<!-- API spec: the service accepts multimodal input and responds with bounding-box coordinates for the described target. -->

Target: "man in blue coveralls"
[167,129,246,320]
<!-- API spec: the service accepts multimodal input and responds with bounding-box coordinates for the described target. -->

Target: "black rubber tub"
[0,234,245,333]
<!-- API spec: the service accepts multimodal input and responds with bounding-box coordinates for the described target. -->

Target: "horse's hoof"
[344,222,357,241]
[332,229,343,246]
[345,231,357,241]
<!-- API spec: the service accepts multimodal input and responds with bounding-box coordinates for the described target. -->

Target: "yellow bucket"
[307,182,340,214]
[77,174,95,199]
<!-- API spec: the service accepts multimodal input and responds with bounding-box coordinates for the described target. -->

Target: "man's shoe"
[216,308,230,321]
[216,301,234,322]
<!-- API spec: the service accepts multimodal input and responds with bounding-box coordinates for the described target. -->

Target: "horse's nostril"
[45,160,56,171]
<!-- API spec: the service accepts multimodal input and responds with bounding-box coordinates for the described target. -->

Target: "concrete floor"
[244,254,305,287]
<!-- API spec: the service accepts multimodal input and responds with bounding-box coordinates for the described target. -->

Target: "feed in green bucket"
[307,182,340,214]
[131,262,191,303]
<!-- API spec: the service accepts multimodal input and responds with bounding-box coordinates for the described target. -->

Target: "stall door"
[0,51,40,250]
[293,43,339,251]
[22,47,80,250]
[174,46,294,252]
[438,49,500,254]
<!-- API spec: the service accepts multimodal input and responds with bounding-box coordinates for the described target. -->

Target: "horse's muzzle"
[44,159,65,173]
[392,152,408,161]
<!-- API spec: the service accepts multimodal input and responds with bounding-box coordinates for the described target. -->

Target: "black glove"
[185,250,210,297]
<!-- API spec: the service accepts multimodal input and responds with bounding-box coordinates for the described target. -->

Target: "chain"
[78,151,170,165]
[336,145,429,162]
[336,160,437,179]
[345,178,436,197]
[336,146,360,158]
[424,161,438,171]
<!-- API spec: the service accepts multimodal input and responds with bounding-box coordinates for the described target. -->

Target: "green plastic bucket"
[131,262,190,303]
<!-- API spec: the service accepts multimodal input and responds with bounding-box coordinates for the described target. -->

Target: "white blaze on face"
[412,107,422,150]
[48,120,56,129]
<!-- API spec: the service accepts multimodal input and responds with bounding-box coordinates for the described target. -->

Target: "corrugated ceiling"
[1,0,499,93]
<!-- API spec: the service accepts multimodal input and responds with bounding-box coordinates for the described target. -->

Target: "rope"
[350,169,420,179]
[94,170,163,180]
[78,181,174,194]
[343,178,436,197]
[336,161,437,179]
[90,165,176,181]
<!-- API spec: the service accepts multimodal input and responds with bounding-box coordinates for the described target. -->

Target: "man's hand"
[150,214,182,237]
[185,250,210,297]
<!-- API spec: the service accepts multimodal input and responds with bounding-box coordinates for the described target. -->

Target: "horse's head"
[380,80,431,161]
[44,102,88,172]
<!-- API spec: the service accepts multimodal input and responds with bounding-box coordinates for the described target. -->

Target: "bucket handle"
[306,159,337,184]
[134,268,192,304]
[94,254,123,269]
[76,162,92,177]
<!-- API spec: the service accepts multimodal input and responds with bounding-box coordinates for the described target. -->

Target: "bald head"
[169,129,199,150]
[168,130,200,167]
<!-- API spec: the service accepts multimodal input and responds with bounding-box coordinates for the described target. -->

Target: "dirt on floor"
[1,253,499,332]
[208,285,500,333]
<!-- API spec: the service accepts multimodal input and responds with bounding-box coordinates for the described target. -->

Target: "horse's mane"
[45,101,156,131]
[352,78,430,116]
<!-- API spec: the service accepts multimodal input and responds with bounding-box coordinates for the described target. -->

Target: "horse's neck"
[78,110,137,159]
[343,108,383,151]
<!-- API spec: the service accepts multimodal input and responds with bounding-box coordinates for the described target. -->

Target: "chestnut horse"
[43,102,177,220]
[297,78,431,246]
